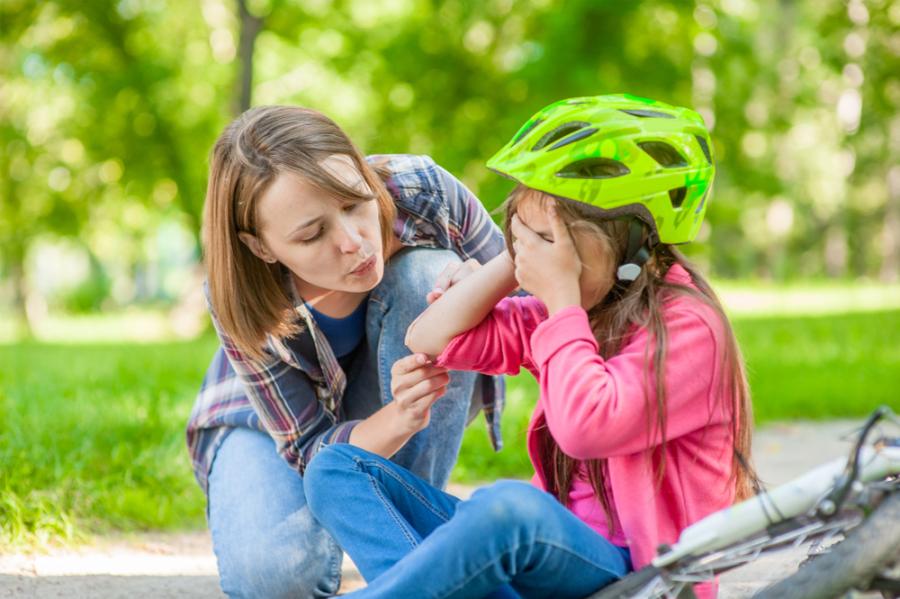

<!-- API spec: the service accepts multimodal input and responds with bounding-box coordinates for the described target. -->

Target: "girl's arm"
[405,251,518,358]
[534,302,728,460]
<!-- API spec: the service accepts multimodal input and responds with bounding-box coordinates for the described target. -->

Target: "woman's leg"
[345,247,479,489]
[207,427,343,599]
[330,479,632,599]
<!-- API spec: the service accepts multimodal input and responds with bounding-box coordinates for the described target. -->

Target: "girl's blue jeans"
[206,248,483,598]
[304,444,633,599]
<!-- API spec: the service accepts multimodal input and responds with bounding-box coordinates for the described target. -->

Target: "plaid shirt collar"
[264,267,347,414]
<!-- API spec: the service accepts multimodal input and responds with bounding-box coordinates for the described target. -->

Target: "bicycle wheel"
[752,490,900,599]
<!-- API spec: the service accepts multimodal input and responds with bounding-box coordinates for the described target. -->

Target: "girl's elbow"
[547,415,618,460]
[404,324,444,357]
[404,324,426,354]
[554,435,601,461]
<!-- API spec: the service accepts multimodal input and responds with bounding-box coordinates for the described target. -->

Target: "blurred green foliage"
[1,1,898,333]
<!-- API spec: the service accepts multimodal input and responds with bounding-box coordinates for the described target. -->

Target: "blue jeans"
[207,248,480,599]
[304,444,633,599]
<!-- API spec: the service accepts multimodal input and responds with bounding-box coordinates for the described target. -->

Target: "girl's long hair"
[203,106,396,360]
[503,186,756,535]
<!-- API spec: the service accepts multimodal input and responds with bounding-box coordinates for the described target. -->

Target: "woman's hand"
[426,258,482,304]
[390,353,450,434]
[510,205,582,315]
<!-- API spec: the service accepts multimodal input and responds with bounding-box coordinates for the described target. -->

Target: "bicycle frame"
[653,443,900,568]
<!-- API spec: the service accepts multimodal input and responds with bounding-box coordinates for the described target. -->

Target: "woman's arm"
[405,251,518,357]
[350,353,450,458]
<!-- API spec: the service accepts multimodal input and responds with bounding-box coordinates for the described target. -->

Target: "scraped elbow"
[404,319,447,357]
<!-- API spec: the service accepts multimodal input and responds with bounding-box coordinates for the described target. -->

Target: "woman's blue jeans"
[206,248,481,599]
[304,444,632,599]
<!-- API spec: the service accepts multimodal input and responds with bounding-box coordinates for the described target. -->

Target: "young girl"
[304,94,755,599]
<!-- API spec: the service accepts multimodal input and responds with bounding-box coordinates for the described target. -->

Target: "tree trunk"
[8,249,33,340]
[880,166,900,282]
[235,0,264,116]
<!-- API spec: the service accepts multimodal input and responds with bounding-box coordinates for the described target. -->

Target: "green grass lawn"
[2,309,898,548]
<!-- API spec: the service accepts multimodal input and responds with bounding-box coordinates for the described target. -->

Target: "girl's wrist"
[544,287,582,316]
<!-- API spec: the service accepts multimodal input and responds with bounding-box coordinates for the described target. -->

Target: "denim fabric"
[208,427,342,599]
[305,444,633,599]
[207,248,478,598]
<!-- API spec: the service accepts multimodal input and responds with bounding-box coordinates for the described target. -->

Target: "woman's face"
[240,154,385,299]
[515,196,616,309]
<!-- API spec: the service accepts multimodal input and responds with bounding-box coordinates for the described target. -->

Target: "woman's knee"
[379,248,461,302]
[207,429,343,598]
[215,509,342,599]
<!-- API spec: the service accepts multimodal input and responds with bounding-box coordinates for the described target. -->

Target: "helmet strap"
[615,219,651,283]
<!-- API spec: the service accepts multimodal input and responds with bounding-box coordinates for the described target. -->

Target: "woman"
[185,105,506,599]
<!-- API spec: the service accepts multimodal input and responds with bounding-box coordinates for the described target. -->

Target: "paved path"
[0,420,883,598]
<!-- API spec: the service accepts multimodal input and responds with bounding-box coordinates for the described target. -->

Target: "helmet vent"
[695,135,712,164]
[556,158,631,180]
[620,109,675,119]
[532,121,590,151]
[549,127,598,150]
[638,141,688,168]
[512,118,544,145]
[669,187,687,208]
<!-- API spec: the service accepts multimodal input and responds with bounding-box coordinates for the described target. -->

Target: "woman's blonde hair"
[203,106,396,360]
[504,185,756,534]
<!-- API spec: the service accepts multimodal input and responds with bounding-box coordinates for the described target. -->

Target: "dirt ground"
[0,420,885,598]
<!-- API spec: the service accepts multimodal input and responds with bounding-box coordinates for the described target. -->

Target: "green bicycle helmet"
[487,94,715,249]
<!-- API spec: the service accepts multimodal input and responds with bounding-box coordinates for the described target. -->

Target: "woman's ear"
[238,231,278,264]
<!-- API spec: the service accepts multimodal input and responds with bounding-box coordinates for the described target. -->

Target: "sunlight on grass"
[716,280,900,318]
[1,288,898,548]
[2,281,899,344]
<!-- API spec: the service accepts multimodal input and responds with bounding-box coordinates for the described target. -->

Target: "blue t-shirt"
[305,298,368,359]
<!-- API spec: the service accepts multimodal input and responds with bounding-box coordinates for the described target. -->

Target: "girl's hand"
[390,353,450,434]
[510,205,582,315]
[426,258,482,304]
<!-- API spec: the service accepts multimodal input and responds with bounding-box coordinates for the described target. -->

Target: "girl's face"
[515,196,617,309]
[239,154,385,299]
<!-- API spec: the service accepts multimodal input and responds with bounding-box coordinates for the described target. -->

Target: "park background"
[1,0,899,551]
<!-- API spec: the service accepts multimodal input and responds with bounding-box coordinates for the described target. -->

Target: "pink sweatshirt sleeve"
[531,300,727,460]
[434,296,547,376]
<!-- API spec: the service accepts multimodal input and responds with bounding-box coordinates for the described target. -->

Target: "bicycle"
[588,406,900,599]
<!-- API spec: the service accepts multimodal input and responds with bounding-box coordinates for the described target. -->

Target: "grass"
[0,336,219,548]
[1,308,898,548]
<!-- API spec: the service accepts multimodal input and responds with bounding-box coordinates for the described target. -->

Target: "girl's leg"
[345,247,478,489]
[207,428,343,599]
[339,479,632,599]
[304,443,461,580]
[305,444,522,599]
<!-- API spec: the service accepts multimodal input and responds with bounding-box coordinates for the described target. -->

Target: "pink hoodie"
[436,264,736,599]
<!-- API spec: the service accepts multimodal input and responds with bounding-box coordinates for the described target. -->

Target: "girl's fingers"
[510,214,539,245]
[450,259,480,284]
[432,263,460,294]
[546,204,573,248]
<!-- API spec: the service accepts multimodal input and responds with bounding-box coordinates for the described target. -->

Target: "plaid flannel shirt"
[186,154,507,493]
